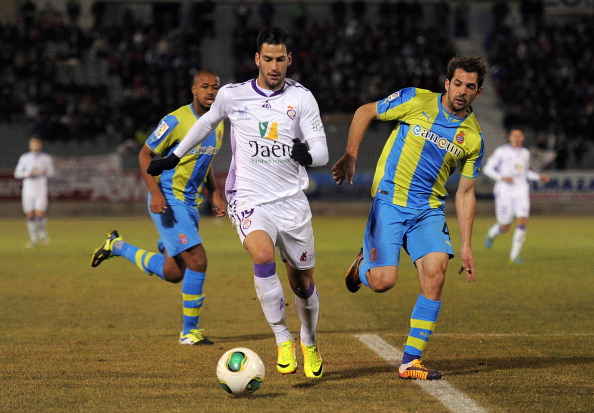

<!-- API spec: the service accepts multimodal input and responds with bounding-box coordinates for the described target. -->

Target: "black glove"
[290,138,312,166]
[147,154,180,176]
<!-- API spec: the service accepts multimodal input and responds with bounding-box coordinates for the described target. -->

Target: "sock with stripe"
[181,269,206,335]
[112,241,166,279]
[254,263,293,345]
[402,294,441,364]
[292,281,319,346]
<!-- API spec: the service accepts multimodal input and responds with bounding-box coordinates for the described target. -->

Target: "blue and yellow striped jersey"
[372,87,484,209]
[145,104,224,207]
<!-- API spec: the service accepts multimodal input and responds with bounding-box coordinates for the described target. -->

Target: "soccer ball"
[216,347,265,395]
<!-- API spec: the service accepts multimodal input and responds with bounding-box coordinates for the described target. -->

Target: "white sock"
[510,227,526,260]
[37,217,48,241]
[254,273,293,345]
[487,223,503,239]
[294,283,319,346]
[27,218,37,243]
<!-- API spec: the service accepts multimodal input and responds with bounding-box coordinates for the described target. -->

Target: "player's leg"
[485,196,513,249]
[509,194,530,263]
[177,243,213,345]
[35,211,49,245]
[25,212,37,247]
[34,195,49,245]
[399,209,452,380]
[90,229,168,277]
[284,264,323,379]
[230,202,295,372]
[352,198,404,293]
[277,194,323,378]
[22,193,37,247]
[510,217,527,263]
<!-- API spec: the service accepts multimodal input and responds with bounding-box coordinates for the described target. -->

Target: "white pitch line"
[356,334,487,413]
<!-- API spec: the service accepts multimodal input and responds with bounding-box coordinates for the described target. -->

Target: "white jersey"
[482,144,540,197]
[14,151,55,199]
[174,78,328,205]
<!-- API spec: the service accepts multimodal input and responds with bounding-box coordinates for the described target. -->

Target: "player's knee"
[250,250,275,265]
[368,270,397,293]
[164,274,184,284]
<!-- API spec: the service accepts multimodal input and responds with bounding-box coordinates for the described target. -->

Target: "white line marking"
[356,334,487,413]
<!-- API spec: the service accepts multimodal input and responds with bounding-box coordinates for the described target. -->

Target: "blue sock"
[402,294,441,364]
[113,241,166,279]
[181,269,206,335]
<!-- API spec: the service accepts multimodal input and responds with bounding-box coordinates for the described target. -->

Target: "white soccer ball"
[216,347,265,395]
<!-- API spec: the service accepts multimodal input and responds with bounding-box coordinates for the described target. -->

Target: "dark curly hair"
[446,56,488,88]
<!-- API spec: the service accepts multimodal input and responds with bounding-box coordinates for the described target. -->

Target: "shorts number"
[442,223,449,236]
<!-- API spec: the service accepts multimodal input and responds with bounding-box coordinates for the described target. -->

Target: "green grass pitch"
[1,213,593,412]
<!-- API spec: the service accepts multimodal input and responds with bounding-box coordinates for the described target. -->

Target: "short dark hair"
[193,69,218,84]
[508,126,525,134]
[446,56,488,88]
[256,26,290,53]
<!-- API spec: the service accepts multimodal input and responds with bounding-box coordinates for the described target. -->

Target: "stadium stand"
[0,0,592,172]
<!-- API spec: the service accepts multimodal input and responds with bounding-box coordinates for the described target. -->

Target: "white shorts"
[228,192,315,270]
[22,193,48,214]
[494,191,530,225]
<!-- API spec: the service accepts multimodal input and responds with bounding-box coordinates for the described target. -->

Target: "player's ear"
[287,52,292,67]
[444,78,450,93]
[255,52,261,68]
[475,86,483,98]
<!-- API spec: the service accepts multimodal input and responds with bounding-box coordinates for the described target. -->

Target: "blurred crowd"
[485,0,594,169]
[0,0,456,145]
[0,0,592,169]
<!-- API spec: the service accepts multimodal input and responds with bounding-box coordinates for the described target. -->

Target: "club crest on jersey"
[370,247,378,262]
[259,121,279,140]
[456,131,465,144]
[287,106,296,120]
[179,233,188,245]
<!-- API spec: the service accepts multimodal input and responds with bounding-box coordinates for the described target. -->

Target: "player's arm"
[139,144,167,214]
[14,156,30,179]
[332,102,377,185]
[290,136,328,167]
[147,89,227,176]
[455,176,477,282]
[482,149,509,182]
[204,167,226,217]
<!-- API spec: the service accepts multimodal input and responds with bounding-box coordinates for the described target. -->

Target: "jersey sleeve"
[145,114,180,156]
[459,133,485,179]
[173,85,229,158]
[376,87,417,121]
[14,154,28,178]
[299,91,326,140]
[482,146,503,181]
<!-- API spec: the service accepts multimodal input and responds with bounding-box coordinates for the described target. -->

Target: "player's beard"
[448,94,469,115]
[263,71,284,90]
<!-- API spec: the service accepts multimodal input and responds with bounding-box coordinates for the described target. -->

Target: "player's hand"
[147,154,180,176]
[149,191,168,214]
[332,154,356,185]
[457,247,476,282]
[290,138,312,166]
[211,191,227,217]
